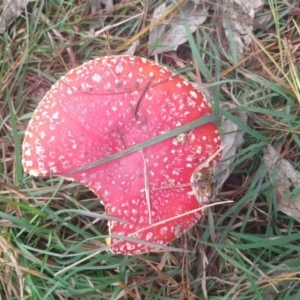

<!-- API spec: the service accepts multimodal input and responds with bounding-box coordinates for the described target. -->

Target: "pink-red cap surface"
[22,55,222,254]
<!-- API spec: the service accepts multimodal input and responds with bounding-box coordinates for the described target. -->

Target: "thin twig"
[141,150,152,224]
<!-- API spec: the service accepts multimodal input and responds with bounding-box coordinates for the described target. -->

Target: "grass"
[0,0,300,299]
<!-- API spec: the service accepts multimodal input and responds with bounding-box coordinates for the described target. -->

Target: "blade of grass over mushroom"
[67,114,215,174]
[54,209,128,223]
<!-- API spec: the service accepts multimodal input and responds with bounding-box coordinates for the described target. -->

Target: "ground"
[0,1,300,299]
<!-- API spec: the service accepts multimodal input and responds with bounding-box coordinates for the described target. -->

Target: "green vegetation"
[0,0,299,299]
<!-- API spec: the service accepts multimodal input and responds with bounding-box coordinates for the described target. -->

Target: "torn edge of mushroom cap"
[190,146,223,205]
[105,146,222,255]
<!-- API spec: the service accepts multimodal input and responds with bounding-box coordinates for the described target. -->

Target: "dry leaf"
[264,145,300,222]
[221,0,266,61]
[148,1,209,55]
[213,103,248,193]
[0,0,28,34]
[121,40,139,56]
[89,0,114,33]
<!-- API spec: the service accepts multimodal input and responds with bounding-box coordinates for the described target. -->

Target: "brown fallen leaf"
[148,0,209,55]
[220,0,266,61]
[89,0,114,34]
[0,0,28,34]
[213,102,248,194]
[264,145,300,222]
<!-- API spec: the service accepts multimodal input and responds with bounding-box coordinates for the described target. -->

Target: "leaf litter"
[264,145,300,223]
[89,0,114,34]
[213,102,248,194]
[0,0,28,33]
[148,0,209,55]
[148,0,266,60]
[220,0,266,61]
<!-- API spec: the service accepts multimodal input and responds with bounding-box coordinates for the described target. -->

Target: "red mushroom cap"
[22,55,221,254]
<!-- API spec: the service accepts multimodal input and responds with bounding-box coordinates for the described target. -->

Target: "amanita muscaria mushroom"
[22,55,222,254]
